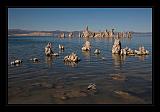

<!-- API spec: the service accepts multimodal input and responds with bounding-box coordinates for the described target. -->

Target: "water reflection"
[82,51,91,59]
[59,50,64,54]
[64,61,78,67]
[112,54,127,66]
[8,35,152,104]
[45,56,54,68]
[82,37,90,41]
[10,64,21,67]
[94,37,113,42]
[94,53,102,59]
[135,55,148,61]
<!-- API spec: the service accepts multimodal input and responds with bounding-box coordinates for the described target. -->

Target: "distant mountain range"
[8,29,151,36]
[8,29,83,36]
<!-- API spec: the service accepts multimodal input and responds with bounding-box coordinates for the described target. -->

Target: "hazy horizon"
[8,28,152,33]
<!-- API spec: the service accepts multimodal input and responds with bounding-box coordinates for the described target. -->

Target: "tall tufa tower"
[86,26,89,32]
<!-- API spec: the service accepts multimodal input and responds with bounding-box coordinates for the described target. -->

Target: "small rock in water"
[87,83,96,90]
[15,60,22,64]
[101,57,106,60]
[11,60,22,65]
[94,49,100,54]
[61,96,67,100]
[120,47,135,55]
[10,61,15,65]
[135,46,149,55]
[59,44,64,50]
[111,74,126,81]
[87,83,97,96]
[82,41,91,51]
[31,83,42,87]
[45,42,53,56]
[30,58,39,62]
[64,52,80,62]
[114,90,129,97]
[33,58,38,61]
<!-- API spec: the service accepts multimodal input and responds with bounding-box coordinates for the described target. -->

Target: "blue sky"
[8,8,152,32]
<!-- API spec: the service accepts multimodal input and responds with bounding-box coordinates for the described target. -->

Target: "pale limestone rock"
[120,48,127,55]
[94,49,100,54]
[64,52,80,62]
[59,33,65,38]
[112,38,121,54]
[11,60,22,65]
[135,46,149,55]
[68,32,73,37]
[82,41,91,51]
[45,42,59,56]
[87,83,96,90]
[45,42,53,56]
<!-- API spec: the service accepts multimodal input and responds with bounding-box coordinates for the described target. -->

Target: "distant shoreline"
[8,29,152,37]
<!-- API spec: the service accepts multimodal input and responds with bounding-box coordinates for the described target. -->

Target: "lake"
[8,33,152,104]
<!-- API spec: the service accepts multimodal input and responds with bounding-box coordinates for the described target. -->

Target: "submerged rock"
[111,74,126,81]
[51,84,98,100]
[114,90,130,97]
[31,82,54,89]
[65,90,88,98]
[52,89,88,100]
[60,96,68,100]
[113,90,145,103]
[52,90,68,100]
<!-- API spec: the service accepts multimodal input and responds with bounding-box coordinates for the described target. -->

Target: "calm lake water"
[8,33,152,104]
